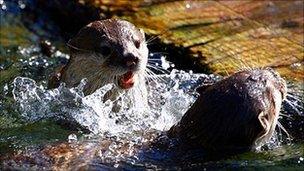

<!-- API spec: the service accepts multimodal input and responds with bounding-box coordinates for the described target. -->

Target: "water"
[0,0,303,169]
[1,45,303,169]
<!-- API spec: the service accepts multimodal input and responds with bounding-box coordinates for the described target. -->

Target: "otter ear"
[66,39,77,50]
[139,29,145,39]
[196,84,213,94]
[66,38,91,52]
[66,23,102,52]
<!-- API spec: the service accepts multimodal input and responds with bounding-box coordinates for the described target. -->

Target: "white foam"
[12,69,215,135]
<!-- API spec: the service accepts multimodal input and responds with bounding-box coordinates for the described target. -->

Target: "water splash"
[8,66,304,170]
[12,69,218,135]
[6,46,303,169]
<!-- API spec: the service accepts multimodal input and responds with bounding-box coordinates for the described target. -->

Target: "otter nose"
[124,54,139,68]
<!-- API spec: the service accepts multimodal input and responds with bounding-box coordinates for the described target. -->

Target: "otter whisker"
[145,68,161,79]
[147,62,168,69]
[229,57,249,73]
[66,42,92,52]
[286,93,303,103]
[207,43,255,72]
[286,97,303,105]
[285,97,304,110]
[217,61,230,76]
[146,64,170,74]
[145,29,170,45]
[145,73,154,82]
[144,72,158,83]
[283,99,303,115]
[145,68,166,83]
[146,35,159,45]
[147,60,171,71]
[279,113,292,118]
[286,102,304,111]
[143,71,153,83]
[277,121,291,140]
[285,99,303,111]
[241,59,254,71]
[145,72,161,84]
[146,67,168,75]
[233,58,251,72]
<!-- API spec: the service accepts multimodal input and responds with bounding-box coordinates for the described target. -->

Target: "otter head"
[64,19,148,95]
[168,68,287,151]
[244,68,287,147]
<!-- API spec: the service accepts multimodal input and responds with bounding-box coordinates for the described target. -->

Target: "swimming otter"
[48,19,148,104]
[2,68,288,169]
[168,68,287,151]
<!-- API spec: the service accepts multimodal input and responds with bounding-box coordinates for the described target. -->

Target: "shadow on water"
[0,0,303,170]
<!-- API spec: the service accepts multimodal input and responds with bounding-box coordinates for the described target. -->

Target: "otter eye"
[98,46,112,57]
[134,40,140,49]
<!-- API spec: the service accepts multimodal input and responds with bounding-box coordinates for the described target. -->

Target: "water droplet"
[18,0,26,9]
[68,134,78,143]
[1,4,7,10]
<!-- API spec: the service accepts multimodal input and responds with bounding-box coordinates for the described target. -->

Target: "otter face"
[66,19,148,94]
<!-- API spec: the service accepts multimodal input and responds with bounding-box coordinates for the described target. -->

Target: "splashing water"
[12,68,219,135]
[4,46,303,169]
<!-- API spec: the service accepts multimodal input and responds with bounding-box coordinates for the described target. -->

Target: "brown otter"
[48,19,148,104]
[168,68,287,151]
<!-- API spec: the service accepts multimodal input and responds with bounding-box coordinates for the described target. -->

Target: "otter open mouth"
[118,71,135,89]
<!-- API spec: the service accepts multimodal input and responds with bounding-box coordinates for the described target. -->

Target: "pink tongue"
[118,71,134,89]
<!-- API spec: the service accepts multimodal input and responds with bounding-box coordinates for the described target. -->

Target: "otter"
[2,68,288,169]
[168,68,287,151]
[48,19,148,105]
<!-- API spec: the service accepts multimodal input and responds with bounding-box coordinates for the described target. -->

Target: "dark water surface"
[0,0,303,170]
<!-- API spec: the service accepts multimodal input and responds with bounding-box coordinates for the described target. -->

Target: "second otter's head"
[168,68,287,151]
[65,19,148,95]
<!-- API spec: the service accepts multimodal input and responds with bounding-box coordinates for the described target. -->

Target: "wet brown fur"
[168,68,287,151]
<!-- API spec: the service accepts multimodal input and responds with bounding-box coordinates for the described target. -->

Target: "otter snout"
[123,53,139,70]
